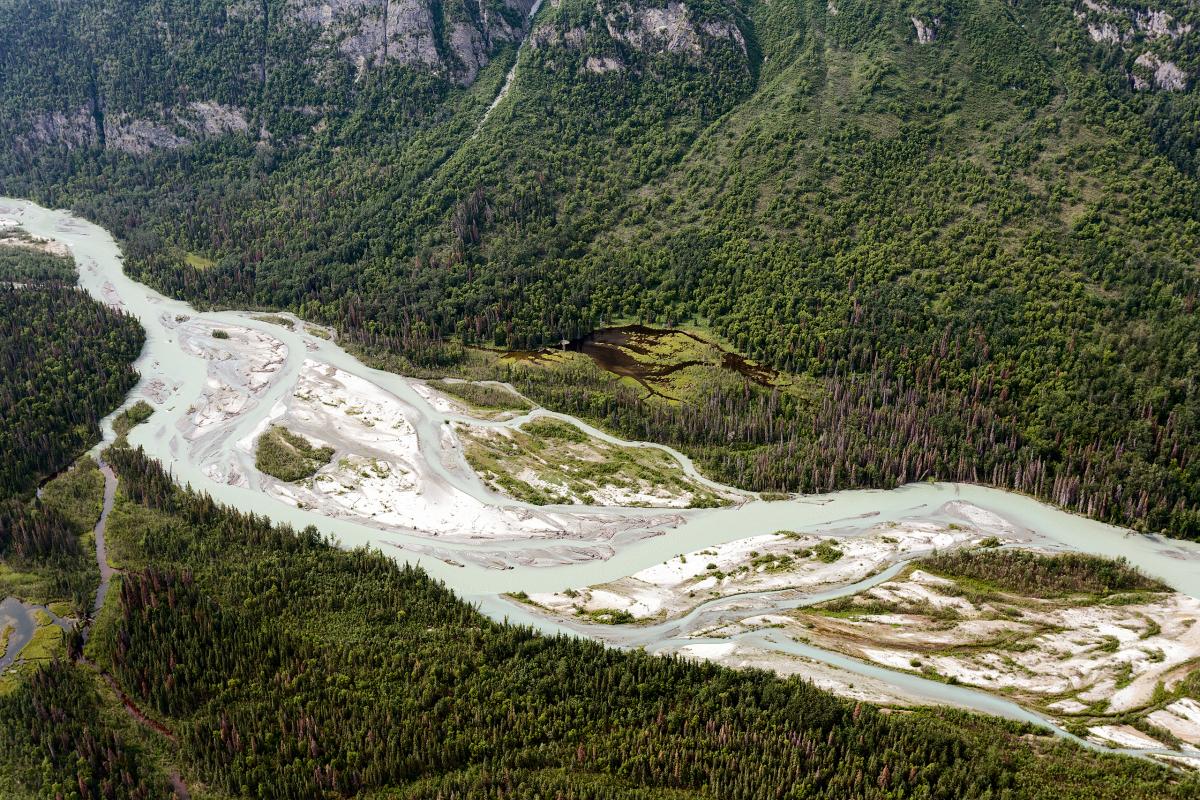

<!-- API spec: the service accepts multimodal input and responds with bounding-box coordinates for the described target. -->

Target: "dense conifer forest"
[0,237,76,283]
[0,274,143,498]
[0,245,140,619]
[2,443,1196,799]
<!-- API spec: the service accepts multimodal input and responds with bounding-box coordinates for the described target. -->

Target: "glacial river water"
[6,197,1200,758]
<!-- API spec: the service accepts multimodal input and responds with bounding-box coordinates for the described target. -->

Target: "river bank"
[5,196,1200,768]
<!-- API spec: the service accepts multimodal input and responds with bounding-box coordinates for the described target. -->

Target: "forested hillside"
[0,242,141,627]
[0,247,143,497]
[1,442,1195,799]
[1,0,1199,536]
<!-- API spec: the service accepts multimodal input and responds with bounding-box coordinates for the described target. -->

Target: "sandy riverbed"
[524,503,1012,623]
[784,567,1200,715]
[175,318,288,446]
[249,359,563,537]
[9,196,1200,766]
[233,358,684,544]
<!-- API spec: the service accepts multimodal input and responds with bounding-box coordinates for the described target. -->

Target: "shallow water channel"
[0,597,71,673]
[5,197,1200,762]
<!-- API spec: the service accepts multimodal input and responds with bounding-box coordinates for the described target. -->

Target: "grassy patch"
[255,425,335,482]
[253,314,294,329]
[83,574,123,666]
[813,540,844,563]
[211,329,230,339]
[0,563,42,601]
[810,597,902,619]
[460,419,728,508]
[0,610,68,686]
[579,607,637,625]
[38,457,105,533]
[428,379,532,411]
[99,494,176,573]
[503,325,817,409]
[750,552,798,573]
[182,251,216,269]
[504,591,548,611]
[523,418,589,442]
[112,400,153,438]
[920,550,1167,599]
[20,611,63,663]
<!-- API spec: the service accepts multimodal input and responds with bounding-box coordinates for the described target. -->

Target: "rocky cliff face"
[7,0,541,156]
[530,0,746,75]
[294,0,539,83]
[1073,0,1194,91]
[17,102,252,157]
[911,15,940,44]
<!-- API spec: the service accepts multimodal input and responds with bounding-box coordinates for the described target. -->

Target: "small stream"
[0,460,117,671]
[90,461,119,619]
[473,0,545,134]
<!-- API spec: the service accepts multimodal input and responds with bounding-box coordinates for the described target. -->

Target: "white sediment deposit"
[789,568,1200,717]
[412,381,463,414]
[6,195,1200,766]
[0,223,70,256]
[527,507,1007,623]
[1147,699,1200,747]
[251,359,571,538]
[177,320,288,443]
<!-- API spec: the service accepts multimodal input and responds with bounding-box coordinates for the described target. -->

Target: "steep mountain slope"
[1,0,1198,537]
[0,0,538,153]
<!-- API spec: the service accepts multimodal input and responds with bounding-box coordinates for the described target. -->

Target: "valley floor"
[6,196,1200,773]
